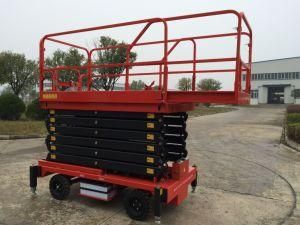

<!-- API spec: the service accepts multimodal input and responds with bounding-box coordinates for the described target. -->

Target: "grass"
[188,105,237,117]
[286,112,300,143]
[0,120,47,136]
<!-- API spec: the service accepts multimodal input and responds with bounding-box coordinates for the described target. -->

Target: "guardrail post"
[234,14,242,102]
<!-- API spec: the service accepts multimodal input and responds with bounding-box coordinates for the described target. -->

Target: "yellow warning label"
[147,134,154,140]
[42,93,57,100]
[147,145,154,152]
[49,110,55,114]
[50,117,55,123]
[50,154,56,159]
[50,145,56,151]
[50,126,55,132]
[50,136,56,141]
[147,122,155,129]
[146,157,154,163]
[146,168,154,174]
[147,113,155,119]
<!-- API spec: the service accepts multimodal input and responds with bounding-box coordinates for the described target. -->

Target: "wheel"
[49,174,71,200]
[124,189,150,221]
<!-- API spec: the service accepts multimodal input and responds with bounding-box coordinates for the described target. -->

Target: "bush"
[287,122,300,143]
[0,93,25,120]
[287,105,300,113]
[287,113,300,124]
[25,98,47,120]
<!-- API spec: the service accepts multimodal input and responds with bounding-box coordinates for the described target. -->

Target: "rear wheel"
[49,174,71,200]
[124,189,150,221]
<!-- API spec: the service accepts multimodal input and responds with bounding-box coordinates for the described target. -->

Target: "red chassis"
[30,159,198,222]
[39,10,253,113]
[35,159,197,205]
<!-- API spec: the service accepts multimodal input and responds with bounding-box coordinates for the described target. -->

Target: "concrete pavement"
[0,106,299,225]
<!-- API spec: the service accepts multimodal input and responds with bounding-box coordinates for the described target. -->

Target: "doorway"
[268,87,284,104]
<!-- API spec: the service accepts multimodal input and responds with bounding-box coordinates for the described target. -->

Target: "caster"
[124,189,150,221]
[49,174,71,200]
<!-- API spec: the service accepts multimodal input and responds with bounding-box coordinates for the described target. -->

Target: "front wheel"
[49,174,71,200]
[124,189,150,221]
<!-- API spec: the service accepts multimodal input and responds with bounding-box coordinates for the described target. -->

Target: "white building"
[243,57,300,104]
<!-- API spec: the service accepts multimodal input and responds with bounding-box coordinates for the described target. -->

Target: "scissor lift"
[29,10,252,223]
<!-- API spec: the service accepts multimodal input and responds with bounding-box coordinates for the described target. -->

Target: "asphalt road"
[0,106,300,225]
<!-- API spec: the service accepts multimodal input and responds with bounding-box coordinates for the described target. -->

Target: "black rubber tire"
[49,174,71,200]
[124,189,150,221]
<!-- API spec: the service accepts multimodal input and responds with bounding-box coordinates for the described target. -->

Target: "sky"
[0,0,299,90]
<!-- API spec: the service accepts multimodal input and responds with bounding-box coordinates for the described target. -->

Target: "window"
[257,74,261,80]
[242,74,246,81]
[293,89,300,99]
[272,73,276,79]
[296,72,300,79]
[285,73,289,79]
[251,90,258,99]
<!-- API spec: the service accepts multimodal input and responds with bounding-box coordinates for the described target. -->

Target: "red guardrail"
[39,10,252,105]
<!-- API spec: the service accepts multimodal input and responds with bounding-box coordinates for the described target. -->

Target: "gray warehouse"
[242,57,300,104]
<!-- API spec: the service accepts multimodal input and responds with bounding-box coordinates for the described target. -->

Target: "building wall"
[252,57,300,73]
[243,57,300,104]
[250,98,258,105]
[257,86,267,104]
[284,86,294,104]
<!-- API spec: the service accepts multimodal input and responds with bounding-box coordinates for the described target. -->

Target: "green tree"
[178,77,192,91]
[130,80,145,90]
[45,48,86,85]
[197,78,222,107]
[153,85,159,90]
[93,36,137,91]
[0,93,25,120]
[25,98,47,120]
[197,78,222,91]
[0,51,38,96]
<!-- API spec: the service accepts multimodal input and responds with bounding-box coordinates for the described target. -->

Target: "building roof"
[253,56,300,64]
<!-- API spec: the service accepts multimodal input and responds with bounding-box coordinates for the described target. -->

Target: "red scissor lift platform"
[30,10,252,223]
